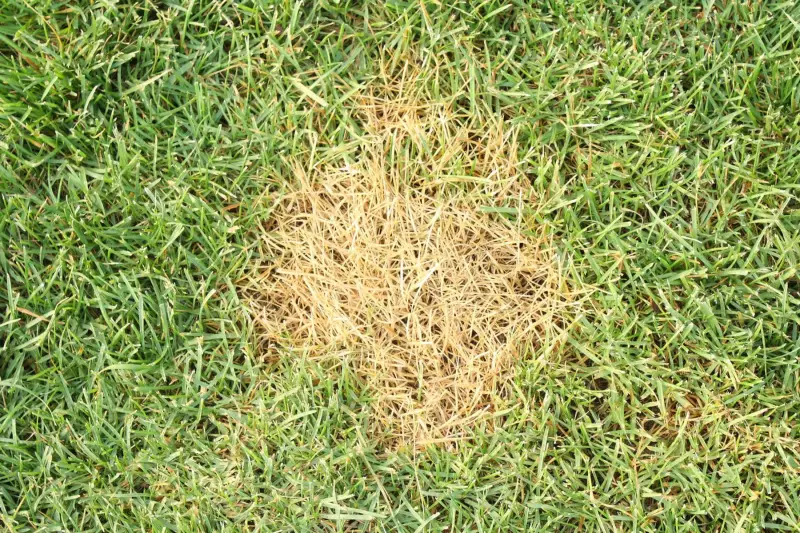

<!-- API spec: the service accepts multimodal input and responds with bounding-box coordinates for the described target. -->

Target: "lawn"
[2,1,800,531]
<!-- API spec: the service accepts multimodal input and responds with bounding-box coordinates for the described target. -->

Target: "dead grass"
[246,81,573,448]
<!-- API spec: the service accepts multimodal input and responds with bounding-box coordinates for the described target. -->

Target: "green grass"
[2,0,800,531]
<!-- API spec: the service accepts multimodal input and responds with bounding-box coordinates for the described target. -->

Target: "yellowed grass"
[246,81,572,449]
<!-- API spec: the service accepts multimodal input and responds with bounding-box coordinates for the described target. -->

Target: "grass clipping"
[250,101,569,449]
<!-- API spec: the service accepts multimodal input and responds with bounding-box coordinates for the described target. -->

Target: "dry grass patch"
[246,93,573,449]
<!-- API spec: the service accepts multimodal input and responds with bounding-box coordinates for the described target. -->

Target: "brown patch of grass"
[245,81,573,449]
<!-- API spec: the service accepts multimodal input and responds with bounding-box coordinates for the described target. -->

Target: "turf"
[246,100,571,448]
[2,0,800,531]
